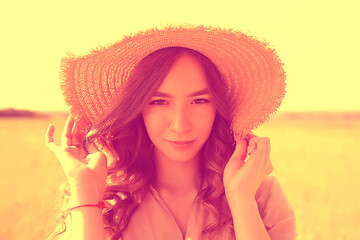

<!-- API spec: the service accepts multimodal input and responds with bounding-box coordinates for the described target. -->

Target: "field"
[0,112,359,239]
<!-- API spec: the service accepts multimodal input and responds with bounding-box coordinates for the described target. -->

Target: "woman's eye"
[149,99,168,105]
[149,98,210,105]
[193,98,210,104]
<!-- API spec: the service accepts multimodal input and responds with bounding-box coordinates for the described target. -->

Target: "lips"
[166,140,196,149]
[167,140,195,144]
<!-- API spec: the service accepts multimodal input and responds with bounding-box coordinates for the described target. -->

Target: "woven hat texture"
[60,23,286,135]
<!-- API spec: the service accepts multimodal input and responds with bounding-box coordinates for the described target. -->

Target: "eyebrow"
[153,88,210,98]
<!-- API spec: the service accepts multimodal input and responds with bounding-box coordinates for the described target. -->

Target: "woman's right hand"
[45,115,107,203]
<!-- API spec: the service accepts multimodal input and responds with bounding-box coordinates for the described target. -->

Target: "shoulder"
[255,176,283,206]
[256,175,279,195]
[255,176,298,239]
[255,175,293,214]
[255,175,282,201]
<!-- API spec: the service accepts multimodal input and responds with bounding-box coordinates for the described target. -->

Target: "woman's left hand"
[223,134,273,201]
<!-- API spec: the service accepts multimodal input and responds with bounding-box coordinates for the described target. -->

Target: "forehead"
[156,53,209,94]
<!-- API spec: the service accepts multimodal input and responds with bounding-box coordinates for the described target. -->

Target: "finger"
[264,138,273,172]
[237,138,248,161]
[257,138,267,151]
[45,124,79,172]
[257,138,273,175]
[45,124,58,152]
[256,137,271,160]
[247,136,260,155]
[227,138,247,171]
[246,133,258,139]
[267,161,274,175]
[234,131,253,160]
[45,124,55,144]
[265,137,271,156]
[61,115,74,147]
[71,120,81,147]
[247,138,267,163]
[247,137,268,163]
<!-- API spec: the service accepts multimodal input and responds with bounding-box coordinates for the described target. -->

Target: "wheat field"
[0,112,359,240]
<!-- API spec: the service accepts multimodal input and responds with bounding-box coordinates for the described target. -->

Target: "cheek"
[142,109,165,137]
[192,107,216,134]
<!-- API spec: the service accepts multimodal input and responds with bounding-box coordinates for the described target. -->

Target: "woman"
[45,24,297,240]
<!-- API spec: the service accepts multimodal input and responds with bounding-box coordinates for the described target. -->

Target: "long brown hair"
[48,47,237,239]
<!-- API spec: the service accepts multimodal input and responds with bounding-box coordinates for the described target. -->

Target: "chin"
[168,153,198,163]
[156,142,202,163]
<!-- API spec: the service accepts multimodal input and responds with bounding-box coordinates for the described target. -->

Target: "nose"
[169,104,191,134]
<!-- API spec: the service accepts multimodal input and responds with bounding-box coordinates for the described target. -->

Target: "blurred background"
[0,0,359,239]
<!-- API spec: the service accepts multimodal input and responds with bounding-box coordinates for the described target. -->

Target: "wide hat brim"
[60,23,286,136]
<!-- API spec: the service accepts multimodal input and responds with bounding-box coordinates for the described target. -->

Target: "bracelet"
[68,201,105,211]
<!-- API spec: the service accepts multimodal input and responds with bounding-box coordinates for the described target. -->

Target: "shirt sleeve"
[255,176,298,240]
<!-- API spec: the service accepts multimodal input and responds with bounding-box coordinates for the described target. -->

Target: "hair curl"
[47,47,237,239]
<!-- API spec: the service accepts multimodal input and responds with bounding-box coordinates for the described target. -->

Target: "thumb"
[86,142,100,154]
[235,138,248,162]
[233,132,249,161]
[227,138,248,170]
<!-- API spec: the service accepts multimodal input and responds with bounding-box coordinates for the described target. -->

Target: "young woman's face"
[142,53,217,163]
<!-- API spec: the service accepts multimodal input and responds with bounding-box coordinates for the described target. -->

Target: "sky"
[0,0,359,112]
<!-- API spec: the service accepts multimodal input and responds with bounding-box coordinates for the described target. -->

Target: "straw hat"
[60,23,286,137]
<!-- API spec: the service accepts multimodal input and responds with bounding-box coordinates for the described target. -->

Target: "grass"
[0,112,359,239]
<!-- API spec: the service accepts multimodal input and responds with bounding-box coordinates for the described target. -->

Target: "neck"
[152,148,202,195]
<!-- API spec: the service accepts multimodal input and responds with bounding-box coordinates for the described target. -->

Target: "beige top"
[122,176,297,240]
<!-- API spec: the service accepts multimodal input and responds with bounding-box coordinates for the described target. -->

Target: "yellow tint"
[1,0,359,112]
